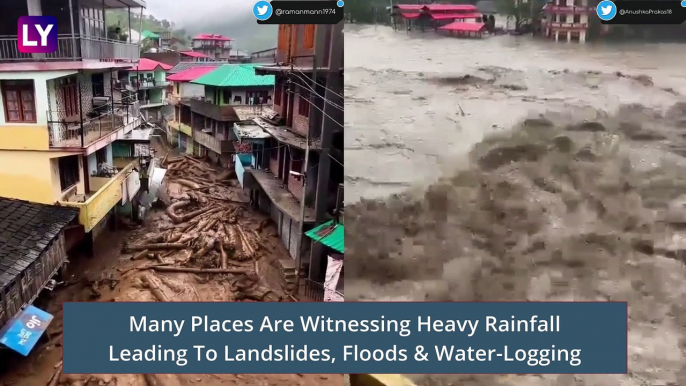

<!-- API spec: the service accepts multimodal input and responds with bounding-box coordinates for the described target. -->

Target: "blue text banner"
[63,302,627,374]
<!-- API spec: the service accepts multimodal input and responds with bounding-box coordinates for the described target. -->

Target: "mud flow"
[346,104,686,386]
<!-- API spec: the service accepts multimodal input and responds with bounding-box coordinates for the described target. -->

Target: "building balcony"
[140,98,166,109]
[543,22,589,31]
[58,163,137,233]
[189,98,238,121]
[235,153,256,188]
[544,4,592,13]
[132,80,171,89]
[0,35,140,63]
[250,168,315,223]
[193,129,232,154]
[48,101,141,151]
[168,120,193,136]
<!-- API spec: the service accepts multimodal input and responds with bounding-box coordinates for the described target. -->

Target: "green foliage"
[497,0,531,29]
[105,10,188,45]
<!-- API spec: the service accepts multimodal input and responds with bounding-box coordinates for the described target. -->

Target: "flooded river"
[345,25,686,386]
[345,24,686,201]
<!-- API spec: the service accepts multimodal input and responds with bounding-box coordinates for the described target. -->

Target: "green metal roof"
[305,220,344,253]
[142,30,160,39]
[191,64,275,88]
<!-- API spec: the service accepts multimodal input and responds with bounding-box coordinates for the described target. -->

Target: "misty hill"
[106,10,277,53]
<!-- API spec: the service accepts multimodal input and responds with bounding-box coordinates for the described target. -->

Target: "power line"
[294,68,344,100]
[287,72,344,111]
[286,89,344,130]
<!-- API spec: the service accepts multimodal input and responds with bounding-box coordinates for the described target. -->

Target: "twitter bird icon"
[596,0,617,21]
[253,1,273,21]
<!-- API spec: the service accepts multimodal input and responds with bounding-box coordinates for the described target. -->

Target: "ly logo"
[18,16,57,54]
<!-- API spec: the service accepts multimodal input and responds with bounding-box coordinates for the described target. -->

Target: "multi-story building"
[235,23,344,296]
[191,34,232,61]
[187,64,274,166]
[0,0,148,252]
[166,66,219,151]
[542,0,592,43]
[118,58,171,123]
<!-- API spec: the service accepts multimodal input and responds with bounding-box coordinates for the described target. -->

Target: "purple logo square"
[17,16,57,54]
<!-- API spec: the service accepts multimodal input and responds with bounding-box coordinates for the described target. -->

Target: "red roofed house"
[165,67,217,150]
[116,58,173,123]
[179,51,213,63]
[392,4,483,31]
[191,34,233,61]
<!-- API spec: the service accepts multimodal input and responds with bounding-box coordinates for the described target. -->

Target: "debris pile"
[118,154,284,303]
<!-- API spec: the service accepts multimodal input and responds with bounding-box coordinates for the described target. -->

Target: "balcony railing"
[0,34,139,62]
[59,163,135,232]
[544,4,592,13]
[303,279,343,302]
[189,98,239,121]
[132,79,171,89]
[140,98,166,108]
[193,129,232,154]
[48,96,140,148]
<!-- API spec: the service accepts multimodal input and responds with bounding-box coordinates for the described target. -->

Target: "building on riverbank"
[541,0,592,43]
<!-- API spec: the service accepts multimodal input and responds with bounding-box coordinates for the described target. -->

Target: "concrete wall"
[0,70,76,151]
[180,83,205,98]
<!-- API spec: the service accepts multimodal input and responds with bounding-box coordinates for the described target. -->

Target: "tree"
[498,0,531,31]
[161,19,170,29]
[139,38,155,54]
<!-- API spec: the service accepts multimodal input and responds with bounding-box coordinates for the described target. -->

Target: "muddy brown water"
[345,25,686,386]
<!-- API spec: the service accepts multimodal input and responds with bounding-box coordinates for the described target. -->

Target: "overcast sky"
[144,0,254,27]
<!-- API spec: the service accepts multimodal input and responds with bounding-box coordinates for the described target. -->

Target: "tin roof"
[166,66,217,82]
[167,61,225,75]
[141,30,160,39]
[305,220,344,254]
[193,33,231,41]
[0,198,78,289]
[179,51,211,58]
[133,58,173,72]
[439,22,487,32]
[191,64,275,88]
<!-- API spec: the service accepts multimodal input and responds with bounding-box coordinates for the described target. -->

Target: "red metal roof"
[179,51,210,58]
[395,4,424,10]
[134,58,173,71]
[400,12,421,18]
[166,66,217,82]
[425,4,478,12]
[431,12,483,20]
[193,34,231,41]
[439,22,486,32]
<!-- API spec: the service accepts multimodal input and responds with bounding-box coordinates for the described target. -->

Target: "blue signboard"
[0,305,53,356]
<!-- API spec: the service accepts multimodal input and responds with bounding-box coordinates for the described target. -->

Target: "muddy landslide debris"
[346,103,686,386]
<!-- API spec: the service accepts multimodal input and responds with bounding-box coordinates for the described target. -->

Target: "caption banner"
[63,302,627,374]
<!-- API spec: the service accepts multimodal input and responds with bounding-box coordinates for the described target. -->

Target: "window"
[58,77,79,118]
[58,155,80,192]
[277,25,290,50]
[233,95,242,104]
[303,25,316,49]
[560,14,567,23]
[291,157,303,174]
[95,147,107,167]
[298,89,310,117]
[222,89,232,104]
[91,73,104,97]
[274,85,282,105]
[175,83,180,94]
[573,14,581,23]
[1,80,36,123]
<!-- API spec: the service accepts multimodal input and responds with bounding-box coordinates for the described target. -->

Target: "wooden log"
[47,361,62,386]
[141,274,170,302]
[125,243,187,252]
[131,249,150,260]
[152,266,252,274]
[176,179,201,190]
[165,200,191,223]
[219,242,228,269]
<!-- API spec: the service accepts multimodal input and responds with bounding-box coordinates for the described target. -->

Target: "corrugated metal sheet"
[305,220,344,253]
[192,64,275,87]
